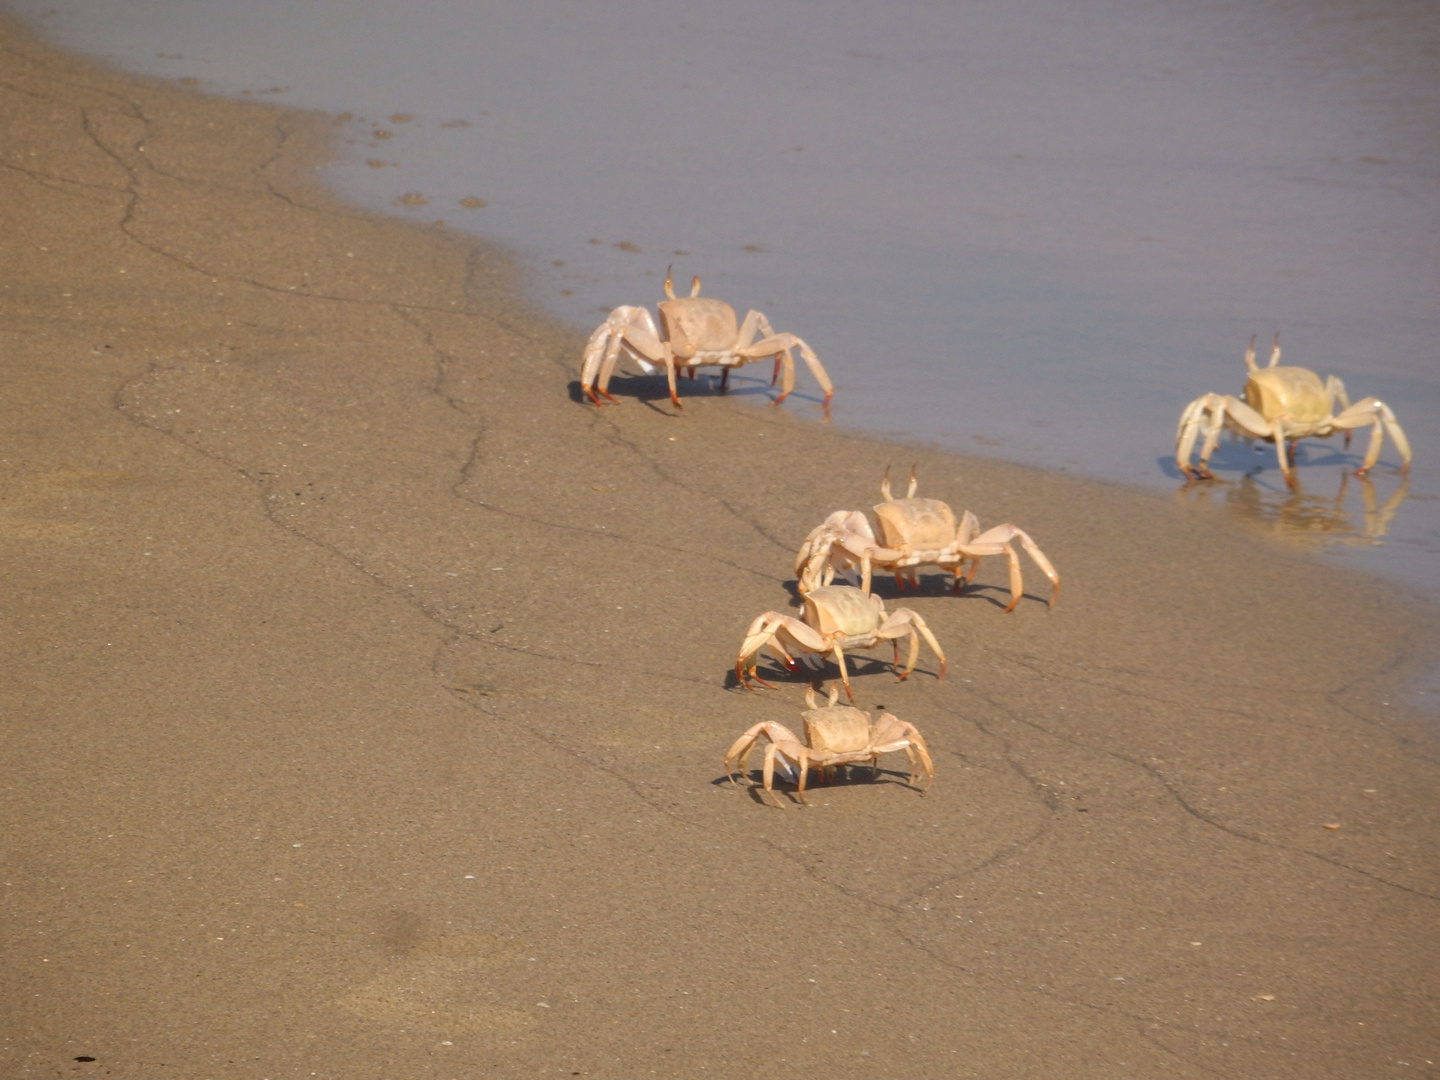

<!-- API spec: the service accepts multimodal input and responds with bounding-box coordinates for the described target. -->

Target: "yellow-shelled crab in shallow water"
[1175,334,1411,490]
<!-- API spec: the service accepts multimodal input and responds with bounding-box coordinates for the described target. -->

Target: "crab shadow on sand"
[712,763,929,807]
[778,573,1034,613]
[566,372,827,413]
[720,651,922,694]
[1172,466,1411,548]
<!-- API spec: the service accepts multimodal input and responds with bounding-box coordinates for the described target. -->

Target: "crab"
[1175,334,1412,491]
[794,467,1059,613]
[579,268,833,410]
[735,584,945,701]
[723,683,935,807]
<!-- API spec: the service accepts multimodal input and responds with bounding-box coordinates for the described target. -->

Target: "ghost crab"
[723,683,935,807]
[1176,334,1412,491]
[735,584,945,701]
[795,467,1059,612]
[579,268,833,410]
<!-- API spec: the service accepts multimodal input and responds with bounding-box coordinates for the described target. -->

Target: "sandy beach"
[2,16,1437,1078]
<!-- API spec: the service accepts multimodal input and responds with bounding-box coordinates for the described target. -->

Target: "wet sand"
[2,17,1437,1079]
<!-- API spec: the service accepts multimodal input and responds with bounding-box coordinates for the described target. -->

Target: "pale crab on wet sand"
[795,467,1059,613]
[579,268,833,410]
[723,682,935,807]
[735,584,945,701]
[1176,334,1412,491]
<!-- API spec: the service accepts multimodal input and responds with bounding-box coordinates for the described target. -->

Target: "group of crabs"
[580,272,1413,807]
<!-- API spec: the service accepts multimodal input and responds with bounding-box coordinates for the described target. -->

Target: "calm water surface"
[9,0,1438,607]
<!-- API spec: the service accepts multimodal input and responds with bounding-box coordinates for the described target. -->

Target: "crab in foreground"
[723,683,935,807]
[794,467,1059,613]
[1175,334,1412,491]
[735,584,945,700]
[579,268,833,410]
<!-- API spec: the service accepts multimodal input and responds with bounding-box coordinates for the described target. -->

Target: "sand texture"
[2,17,1437,1079]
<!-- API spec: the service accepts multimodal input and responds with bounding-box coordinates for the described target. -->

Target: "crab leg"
[870,713,936,789]
[663,352,683,410]
[830,643,855,701]
[724,722,806,807]
[955,523,1060,610]
[792,338,834,407]
[722,723,766,783]
[735,309,786,389]
[761,743,783,807]
[1175,393,1221,478]
[580,306,668,405]
[1330,398,1412,476]
[739,329,832,407]
[873,607,945,682]
[855,544,907,596]
[1325,375,1352,449]
[736,612,832,690]
[1269,419,1298,490]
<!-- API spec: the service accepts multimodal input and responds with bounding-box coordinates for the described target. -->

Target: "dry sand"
[2,17,1437,1078]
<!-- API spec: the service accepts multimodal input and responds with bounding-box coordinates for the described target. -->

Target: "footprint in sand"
[337,934,538,1036]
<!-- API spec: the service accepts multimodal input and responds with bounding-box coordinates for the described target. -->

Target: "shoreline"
[3,15,1437,1079]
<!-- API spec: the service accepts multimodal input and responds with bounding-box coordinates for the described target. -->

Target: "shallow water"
[8,0,1438,596]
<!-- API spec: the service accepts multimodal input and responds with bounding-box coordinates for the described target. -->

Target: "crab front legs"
[723,721,814,808]
[1176,393,1297,487]
[735,613,849,694]
[580,306,671,406]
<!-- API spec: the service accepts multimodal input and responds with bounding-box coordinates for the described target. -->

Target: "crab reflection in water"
[1176,470,1409,548]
